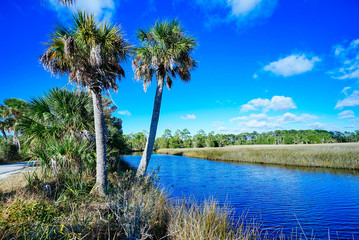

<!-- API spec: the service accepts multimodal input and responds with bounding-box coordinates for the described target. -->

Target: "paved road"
[0,161,28,175]
[0,161,39,180]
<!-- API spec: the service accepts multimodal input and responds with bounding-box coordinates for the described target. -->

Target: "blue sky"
[1,0,359,136]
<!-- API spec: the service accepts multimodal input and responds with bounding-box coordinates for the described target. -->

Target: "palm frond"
[133,19,197,90]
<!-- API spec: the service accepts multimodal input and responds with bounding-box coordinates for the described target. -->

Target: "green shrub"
[0,140,21,164]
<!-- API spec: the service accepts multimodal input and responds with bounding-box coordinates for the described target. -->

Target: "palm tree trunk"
[1,128,6,140]
[136,76,164,177]
[13,128,20,150]
[91,90,108,195]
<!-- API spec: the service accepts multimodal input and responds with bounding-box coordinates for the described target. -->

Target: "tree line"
[125,129,359,150]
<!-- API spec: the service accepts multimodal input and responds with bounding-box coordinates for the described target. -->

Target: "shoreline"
[156,142,359,170]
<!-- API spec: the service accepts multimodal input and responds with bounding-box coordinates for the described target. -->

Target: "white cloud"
[193,0,278,28]
[307,122,326,129]
[181,114,197,120]
[230,112,318,132]
[227,0,261,16]
[239,120,281,129]
[331,39,359,80]
[118,110,131,116]
[276,113,318,124]
[217,126,229,131]
[212,121,225,127]
[307,122,341,131]
[338,110,355,119]
[49,0,116,20]
[253,73,259,79]
[335,90,359,109]
[345,125,355,128]
[341,86,351,96]
[264,54,321,77]
[240,96,296,112]
[230,113,268,122]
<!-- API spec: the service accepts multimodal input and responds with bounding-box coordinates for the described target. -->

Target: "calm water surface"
[123,154,359,239]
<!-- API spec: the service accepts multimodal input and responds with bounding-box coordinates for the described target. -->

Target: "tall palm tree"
[3,98,27,150]
[133,19,197,177]
[40,11,130,195]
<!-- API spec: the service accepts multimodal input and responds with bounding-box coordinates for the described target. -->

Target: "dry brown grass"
[0,169,39,194]
[167,199,267,240]
[157,143,359,170]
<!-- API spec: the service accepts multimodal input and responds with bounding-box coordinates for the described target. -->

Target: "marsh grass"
[0,165,286,239]
[157,143,359,170]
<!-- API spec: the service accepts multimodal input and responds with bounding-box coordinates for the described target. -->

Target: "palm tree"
[40,11,130,195]
[3,98,27,150]
[133,19,197,177]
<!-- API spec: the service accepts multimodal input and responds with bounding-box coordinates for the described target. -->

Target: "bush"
[0,140,21,164]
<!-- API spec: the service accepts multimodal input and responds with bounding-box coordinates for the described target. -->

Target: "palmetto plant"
[40,11,130,194]
[133,19,197,177]
[19,88,94,144]
[19,89,100,176]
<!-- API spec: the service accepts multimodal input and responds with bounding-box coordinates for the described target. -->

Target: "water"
[123,154,359,239]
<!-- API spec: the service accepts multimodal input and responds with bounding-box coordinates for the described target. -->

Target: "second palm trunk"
[136,77,164,177]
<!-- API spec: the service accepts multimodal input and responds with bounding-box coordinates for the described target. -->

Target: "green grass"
[157,142,359,170]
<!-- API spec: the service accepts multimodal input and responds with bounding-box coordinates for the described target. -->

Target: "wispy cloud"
[48,0,116,20]
[276,113,318,124]
[212,121,225,127]
[338,110,355,119]
[341,86,351,96]
[231,112,317,124]
[307,122,326,129]
[230,112,318,132]
[307,122,341,131]
[217,126,229,132]
[331,39,359,80]
[335,90,359,109]
[239,120,281,130]
[191,0,278,28]
[264,54,321,77]
[118,110,131,116]
[240,96,296,112]
[181,114,197,120]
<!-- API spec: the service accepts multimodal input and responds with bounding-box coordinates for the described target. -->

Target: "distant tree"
[206,131,218,147]
[0,105,11,140]
[133,19,197,177]
[169,131,182,148]
[180,129,192,148]
[193,129,206,148]
[157,129,172,149]
[2,98,27,150]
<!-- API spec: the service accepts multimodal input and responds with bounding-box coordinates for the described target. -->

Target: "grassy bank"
[157,142,359,170]
[0,167,272,240]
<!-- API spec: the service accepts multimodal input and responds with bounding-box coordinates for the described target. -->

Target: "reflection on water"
[122,154,359,239]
